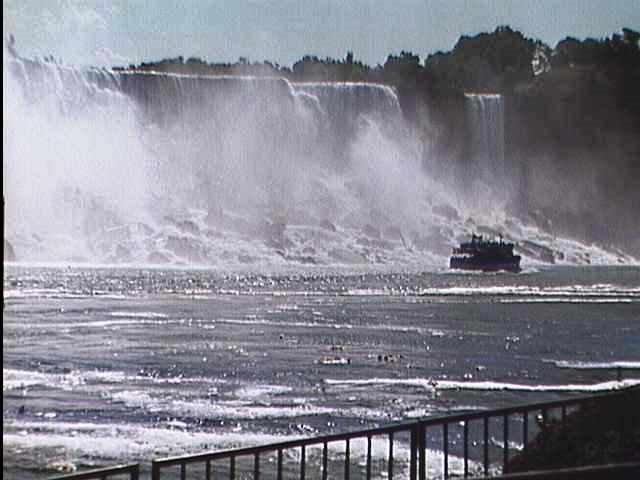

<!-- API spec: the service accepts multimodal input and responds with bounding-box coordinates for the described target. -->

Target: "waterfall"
[4,56,432,265]
[5,55,631,266]
[464,93,505,193]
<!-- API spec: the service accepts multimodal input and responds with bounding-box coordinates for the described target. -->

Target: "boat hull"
[450,255,521,273]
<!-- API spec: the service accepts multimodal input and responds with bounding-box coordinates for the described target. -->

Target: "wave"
[108,311,168,318]
[2,368,225,392]
[2,288,128,300]
[209,317,439,335]
[546,360,640,370]
[324,377,640,392]
[111,390,334,420]
[419,284,640,297]
[3,368,87,392]
[498,298,636,303]
[2,420,290,460]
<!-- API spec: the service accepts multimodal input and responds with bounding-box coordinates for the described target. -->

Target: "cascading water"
[464,93,505,200]
[3,53,635,267]
[4,54,440,266]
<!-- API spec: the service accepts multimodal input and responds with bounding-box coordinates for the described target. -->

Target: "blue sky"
[3,0,639,67]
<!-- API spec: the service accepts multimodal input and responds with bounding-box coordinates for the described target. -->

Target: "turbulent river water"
[3,265,639,479]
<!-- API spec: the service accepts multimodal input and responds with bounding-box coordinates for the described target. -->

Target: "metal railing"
[150,386,638,479]
[48,464,140,480]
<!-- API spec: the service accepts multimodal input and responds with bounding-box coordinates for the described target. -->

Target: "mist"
[3,51,635,268]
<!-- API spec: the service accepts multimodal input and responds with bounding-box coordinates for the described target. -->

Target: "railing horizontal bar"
[150,388,638,468]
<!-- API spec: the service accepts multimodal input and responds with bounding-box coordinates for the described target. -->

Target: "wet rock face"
[165,235,205,263]
[4,239,16,262]
[319,219,337,232]
[362,224,381,239]
[147,251,170,264]
[432,204,460,222]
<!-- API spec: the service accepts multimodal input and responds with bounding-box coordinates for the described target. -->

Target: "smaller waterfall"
[464,93,505,194]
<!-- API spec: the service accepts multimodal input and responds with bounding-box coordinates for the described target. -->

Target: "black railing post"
[301,445,306,480]
[418,423,426,480]
[322,442,328,480]
[131,465,139,480]
[463,420,469,478]
[277,449,283,480]
[344,438,350,480]
[443,422,449,479]
[410,423,418,480]
[254,453,260,480]
[152,462,160,480]
[366,435,372,480]
[523,410,528,455]
[503,414,509,474]
[483,415,489,475]
[388,431,394,479]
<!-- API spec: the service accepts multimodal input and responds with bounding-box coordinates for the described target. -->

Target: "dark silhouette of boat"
[450,233,521,272]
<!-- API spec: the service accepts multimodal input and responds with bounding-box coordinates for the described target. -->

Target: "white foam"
[549,360,640,370]
[324,377,640,392]
[2,288,127,300]
[213,317,437,335]
[234,384,293,398]
[3,368,85,392]
[110,390,334,420]
[419,284,640,298]
[109,311,169,319]
[3,419,291,460]
[3,368,224,393]
[76,318,178,328]
[499,298,635,303]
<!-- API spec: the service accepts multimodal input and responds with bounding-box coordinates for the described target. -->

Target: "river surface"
[3,265,640,479]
